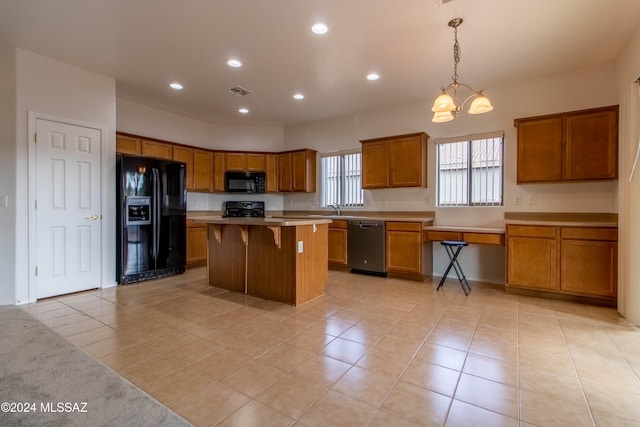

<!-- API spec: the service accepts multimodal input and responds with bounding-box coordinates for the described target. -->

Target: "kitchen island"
[191,217,332,305]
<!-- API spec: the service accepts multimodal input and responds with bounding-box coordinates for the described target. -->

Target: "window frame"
[320,149,364,208]
[435,132,504,207]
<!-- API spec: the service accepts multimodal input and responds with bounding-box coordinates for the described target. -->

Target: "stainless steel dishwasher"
[347,219,386,276]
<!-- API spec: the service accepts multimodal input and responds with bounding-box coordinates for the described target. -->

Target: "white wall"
[615,25,640,324]
[14,49,116,304]
[284,63,619,283]
[0,46,17,304]
[116,99,287,212]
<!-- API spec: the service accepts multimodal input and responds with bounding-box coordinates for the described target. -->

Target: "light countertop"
[190,216,332,227]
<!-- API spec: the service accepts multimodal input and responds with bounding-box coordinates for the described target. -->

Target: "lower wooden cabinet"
[386,221,424,280]
[506,224,617,300]
[328,220,348,268]
[186,221,208,266]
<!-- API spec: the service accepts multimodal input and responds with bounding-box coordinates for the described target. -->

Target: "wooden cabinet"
[141,139,173,160]
[116,134,142,155]
[506,224,617,300]
[225,152,266,171]
[386,221,424,280]
[172,146,194,190]
[560,227,617,298]
[213,152,225,192]
[265,154,278,193]
[192,149,213,192]
[186,220,208,266]
[328,220,348,268]
[278,149,316,192]
[360,132,428,189]
[514,106,618,183]
[507,225,559,291]
[361,141,389,188]
[278,153,292,192]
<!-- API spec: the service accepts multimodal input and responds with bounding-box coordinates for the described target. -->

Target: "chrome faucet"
[328,203,341,216]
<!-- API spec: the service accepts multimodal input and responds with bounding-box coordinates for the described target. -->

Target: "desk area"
[423,225,505,246]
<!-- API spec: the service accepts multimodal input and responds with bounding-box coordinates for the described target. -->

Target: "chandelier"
[431,18,493,123]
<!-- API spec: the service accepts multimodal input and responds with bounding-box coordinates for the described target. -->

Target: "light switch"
[297,241,303,253]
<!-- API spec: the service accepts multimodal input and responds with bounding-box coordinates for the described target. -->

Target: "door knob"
[86,214,99,221]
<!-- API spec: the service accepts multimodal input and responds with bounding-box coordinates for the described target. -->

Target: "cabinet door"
[116,135,141,155]
[516,117,563,183]
[192,149,213,192]
[141,140,173,160]
[564,109,618,180]
[187,225,208,265]
[389,135,425,187]
[560,239,616,297]
[173,146,194,190]
[278,153,292,192]
[361,141,389,188]
[246,153,266,171]
[507,236,558,290]
[265,154,278,192]
[386,229,422,275]
[292,150,315,192]
[213,152,225,192]
[225,153,246,171]
[328,228,348,266]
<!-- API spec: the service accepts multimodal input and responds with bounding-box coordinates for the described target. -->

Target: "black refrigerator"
[116,155,187,284]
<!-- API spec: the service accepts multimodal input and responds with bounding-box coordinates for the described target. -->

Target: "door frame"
[27,111,109,302]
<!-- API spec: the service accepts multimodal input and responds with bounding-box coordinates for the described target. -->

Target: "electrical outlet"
[0,195,7,207]
[528,195,537,205]
[425,196,430,205]
[514,196,521,206]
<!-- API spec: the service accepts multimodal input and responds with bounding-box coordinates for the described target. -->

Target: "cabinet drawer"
[560,227,617,241]
[507,225,557,238]
[424,230,462,241]
[330,220,348,229]
[386,221,422,232]
[464,232,505,246]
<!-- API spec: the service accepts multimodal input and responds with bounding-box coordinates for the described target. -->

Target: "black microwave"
[224,171,266,193]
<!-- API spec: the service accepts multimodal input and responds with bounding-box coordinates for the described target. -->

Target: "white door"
[35,118,102,299]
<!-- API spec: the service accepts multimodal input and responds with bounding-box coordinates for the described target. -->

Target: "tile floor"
[22,267,640,426]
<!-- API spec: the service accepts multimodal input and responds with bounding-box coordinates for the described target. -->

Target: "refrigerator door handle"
[152,168,161,262]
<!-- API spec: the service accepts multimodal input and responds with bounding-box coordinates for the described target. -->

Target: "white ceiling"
[0,0,639,126]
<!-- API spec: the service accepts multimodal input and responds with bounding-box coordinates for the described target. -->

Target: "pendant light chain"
[452,24,460,85]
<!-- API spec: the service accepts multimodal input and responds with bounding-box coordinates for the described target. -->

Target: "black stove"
[223,201,265,218]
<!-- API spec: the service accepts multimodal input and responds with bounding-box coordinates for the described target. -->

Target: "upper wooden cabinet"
[225,152,266,171]
[514,106,618,183]
[360,132,428,189]
[278,149,316,192]
[192,149,213,192]
[116,134,141,155]
[213,152,225,192]
[265,154,278,193]
[172,146,194,190]
[141,139,173,160]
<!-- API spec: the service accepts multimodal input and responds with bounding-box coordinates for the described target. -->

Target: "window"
[436,132,504,206]
[321,151,363,207]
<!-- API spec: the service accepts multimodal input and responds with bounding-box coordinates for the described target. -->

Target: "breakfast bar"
[192,217,332,305]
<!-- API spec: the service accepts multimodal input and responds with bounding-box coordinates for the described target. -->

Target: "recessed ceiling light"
[311,23,328,35]
[227,59,242,68]
[238,108,249,114]
[293,93,305,100]
[367,73,380,81]
[169,82,183,90]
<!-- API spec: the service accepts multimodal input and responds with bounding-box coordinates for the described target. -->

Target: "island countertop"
[191,215,333,227]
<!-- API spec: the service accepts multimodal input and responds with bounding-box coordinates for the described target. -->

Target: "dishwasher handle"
[349,220,384,229]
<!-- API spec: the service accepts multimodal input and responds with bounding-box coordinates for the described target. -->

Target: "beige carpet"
[0,305,191,426]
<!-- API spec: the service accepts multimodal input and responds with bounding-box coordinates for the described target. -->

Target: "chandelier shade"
[431,18,493,123]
